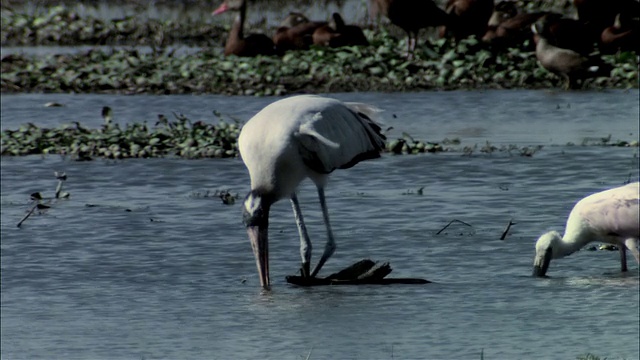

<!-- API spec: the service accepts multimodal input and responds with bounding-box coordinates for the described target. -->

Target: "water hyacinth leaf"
[126,56,140,67]
[441,50,457,63]
[451,67,467,80]
[369,66,384,76]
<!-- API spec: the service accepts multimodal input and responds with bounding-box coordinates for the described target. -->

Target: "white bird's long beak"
[532,247,552,277]
[247,225,270,289]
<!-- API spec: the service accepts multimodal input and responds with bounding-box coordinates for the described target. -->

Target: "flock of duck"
[212,0,639,88]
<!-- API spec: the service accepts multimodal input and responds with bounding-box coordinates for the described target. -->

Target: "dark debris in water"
[285,259,431,286]
[17,171,71,227]
[190,189,238,205]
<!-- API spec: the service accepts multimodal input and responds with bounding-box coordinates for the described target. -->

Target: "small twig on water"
[500,218,516,240]
[436,219,473,235]
[17,203,38,228]
[304,347,313,360]
[17,204,50,228]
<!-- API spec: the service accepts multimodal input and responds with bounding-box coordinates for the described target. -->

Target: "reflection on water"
[1,90,639,359]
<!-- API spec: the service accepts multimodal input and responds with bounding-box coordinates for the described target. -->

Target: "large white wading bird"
[533,182,640,277]
[238,95,387,289]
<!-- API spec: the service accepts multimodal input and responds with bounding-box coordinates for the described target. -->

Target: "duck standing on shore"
[532,21,611,89]
[371,0,450,54]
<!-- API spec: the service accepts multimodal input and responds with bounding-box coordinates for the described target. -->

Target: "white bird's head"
[242,190,274,290]
[532,231,561,277]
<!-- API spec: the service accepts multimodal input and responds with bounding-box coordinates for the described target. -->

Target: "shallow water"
[1,90,639,360]
[6,0,371,28]
[0,45,204,58]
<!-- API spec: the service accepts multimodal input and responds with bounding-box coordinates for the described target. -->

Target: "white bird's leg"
[619,245,628,272]
[290,193,312,278]
[623,238,640,266]
[311,186,336,278]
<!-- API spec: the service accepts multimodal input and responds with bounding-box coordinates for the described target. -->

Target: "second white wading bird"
[533,182,640,277]
[239,95,387,289]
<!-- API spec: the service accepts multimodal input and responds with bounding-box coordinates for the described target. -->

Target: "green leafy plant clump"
[1,110,242,160]
[1,5,226,47]
[2,34,637,95]
[4,106,637,160]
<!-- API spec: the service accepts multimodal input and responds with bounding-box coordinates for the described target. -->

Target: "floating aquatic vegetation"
[459,142,546,157]
[190,189,239,205]
[387,132,444,155]
[1,31,637,94]
[1,110,242,159]
[2,107,636,160]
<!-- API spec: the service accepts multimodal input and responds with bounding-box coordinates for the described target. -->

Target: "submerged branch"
[436,219,473,235]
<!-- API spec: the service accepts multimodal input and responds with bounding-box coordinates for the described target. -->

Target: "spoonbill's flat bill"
[238,95,387,289]
[533,181,640,277]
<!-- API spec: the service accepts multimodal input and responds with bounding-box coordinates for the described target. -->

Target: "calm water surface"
[1,90,639,360]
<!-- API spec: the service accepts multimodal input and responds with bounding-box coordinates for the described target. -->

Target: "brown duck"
[600,14,639,54]
[313,13,369,48]
[212,0,276,57]
[535,13,596,55]
[372,0,450,53]
[532,23,611,89]
[273,12,327,54]
[440,0,494,40]
[483,2,548,49]
[573,0,639,40]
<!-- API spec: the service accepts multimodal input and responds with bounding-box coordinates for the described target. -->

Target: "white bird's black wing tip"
[338,150,383,170]
[357,112,386,139]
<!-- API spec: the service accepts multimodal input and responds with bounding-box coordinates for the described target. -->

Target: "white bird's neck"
[552,236,584,258]
[554,219,595,258]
